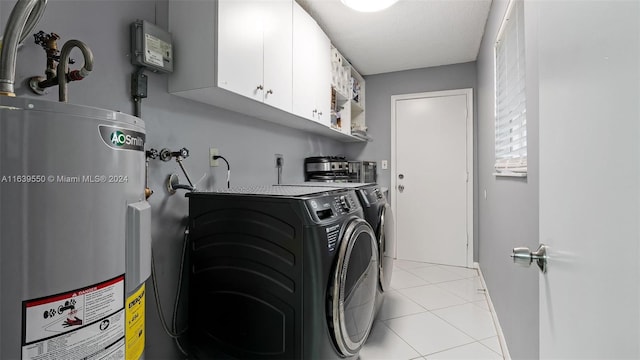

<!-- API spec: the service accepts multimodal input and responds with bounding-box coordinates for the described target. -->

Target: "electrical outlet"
[275,154,284,168]
[210,148,219,167]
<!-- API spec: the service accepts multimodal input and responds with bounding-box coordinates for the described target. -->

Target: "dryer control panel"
[359,186,385,207]
[306,191,359,223]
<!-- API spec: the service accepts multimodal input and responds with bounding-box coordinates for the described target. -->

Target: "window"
[495,0,527,176]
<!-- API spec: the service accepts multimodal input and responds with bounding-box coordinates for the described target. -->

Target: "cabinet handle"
[266,89,273,95]
[318,111,323,117]
[312,109,318,114]
[256,85,264,90]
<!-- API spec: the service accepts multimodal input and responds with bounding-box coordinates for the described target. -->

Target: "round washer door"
[377,203,395,292]
[330,218,379,357]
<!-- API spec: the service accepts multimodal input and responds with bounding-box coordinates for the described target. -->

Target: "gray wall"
[1,1,345,358]
[476,0,539,358]
[346,62,478,259]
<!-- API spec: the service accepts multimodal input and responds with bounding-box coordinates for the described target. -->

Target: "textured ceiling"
[296,0,492,75]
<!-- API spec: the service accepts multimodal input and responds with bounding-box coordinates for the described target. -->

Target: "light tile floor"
[360,260,505,360]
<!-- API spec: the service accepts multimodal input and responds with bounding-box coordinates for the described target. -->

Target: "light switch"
[381,160,388,170]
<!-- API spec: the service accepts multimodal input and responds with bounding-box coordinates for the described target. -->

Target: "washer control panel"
[336,194,356,214]
[306,191,359,223]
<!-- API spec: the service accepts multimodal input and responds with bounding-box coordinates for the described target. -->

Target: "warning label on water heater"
[21,275,125,360]
[125,284,145,360]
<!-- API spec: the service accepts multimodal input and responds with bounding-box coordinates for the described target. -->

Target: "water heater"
[0,97,151,359]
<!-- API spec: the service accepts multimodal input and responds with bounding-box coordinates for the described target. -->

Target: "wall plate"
[210,148,219,167]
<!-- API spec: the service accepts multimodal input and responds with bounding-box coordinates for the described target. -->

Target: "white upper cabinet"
[217,0,292,112]
[293,2,331,126]
[315,27,331,127]
[292,3,316,122]
[262,1,293,111]
[217,1,264,103]
[168,0,363,142]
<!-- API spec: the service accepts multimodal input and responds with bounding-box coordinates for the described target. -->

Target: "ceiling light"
[340,0,399,12]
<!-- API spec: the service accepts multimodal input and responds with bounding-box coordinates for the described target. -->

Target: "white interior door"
[537,1,640,358]
[391,89,473,267]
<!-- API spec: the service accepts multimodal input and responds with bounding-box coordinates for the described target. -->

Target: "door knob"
[398,174,404,179]
[511,244,548,273]
[398,184,405,192]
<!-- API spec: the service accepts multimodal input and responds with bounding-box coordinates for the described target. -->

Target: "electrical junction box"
[131,19,174,73]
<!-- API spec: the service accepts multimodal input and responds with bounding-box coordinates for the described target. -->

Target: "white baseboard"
[474,262,512,360]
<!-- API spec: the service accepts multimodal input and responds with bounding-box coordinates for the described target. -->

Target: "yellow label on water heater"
[126,284,145,360]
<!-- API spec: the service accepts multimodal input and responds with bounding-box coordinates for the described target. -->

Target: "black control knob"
[375,189,383,200]
[339,195,350,211]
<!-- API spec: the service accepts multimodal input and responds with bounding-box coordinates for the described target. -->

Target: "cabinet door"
[292,2,318,121]
[217,0,264,102]
[263,0,293,112]
[314,28,331,127]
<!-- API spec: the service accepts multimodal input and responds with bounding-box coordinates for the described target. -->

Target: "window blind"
[495,0,527,176]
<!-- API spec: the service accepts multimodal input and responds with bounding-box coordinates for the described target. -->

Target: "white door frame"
[390,88,474,267]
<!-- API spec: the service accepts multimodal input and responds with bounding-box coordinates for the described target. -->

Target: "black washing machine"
[276,183,395,316]
[186,186,379,359]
